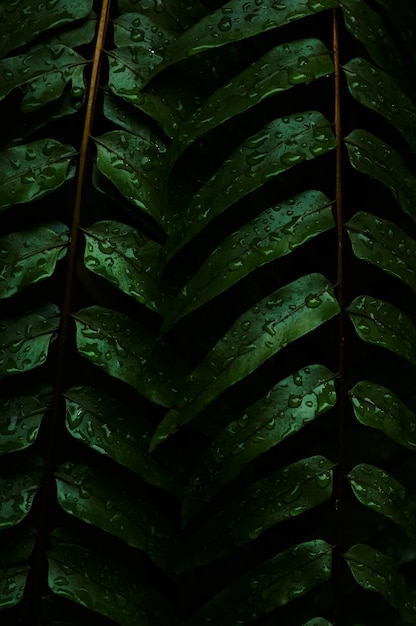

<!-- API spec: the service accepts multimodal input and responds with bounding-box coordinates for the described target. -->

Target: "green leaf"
[47,531,176,626]
[55,462,175,570]
[37,9,97,49]
[348,463,416,538]
[0,139,76,212]
[0,0,93,59]
[0,45,87,112]
[0,457,44,529]
[344,544,416,624]
[0,385,52,455]
[302,620,333,626]
[183,365,337,523]
[64,385,184,497]
[118,0,206,33]
[0,222,70,298]
[163,190,335,332]
[349,380,416,450]
[179,456,334,570]
[0,564,30,610]
[0,526,36,610]
[150,0,338,78]
[82,220,162,311]
[346,212,416,293]
[347,295,416,365]
[343,58,416,151]
[344,130,416,223]
[185,540,333,626]
[112,12,174,52]
[340,0,406,86]
[169,38,334,158]
[0,303,60,379]
[106,45,163,95]
[73,305,184,407]
[165,111,336,258]
[93,131,167,228]
[151,274,339,449]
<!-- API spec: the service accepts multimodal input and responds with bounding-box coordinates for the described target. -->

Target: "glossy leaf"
[348,463,416,538]
[170,38,334,157]
[166,111,336,258]
[93,131,167,228]
[107,53,203,139]
[185,540,333,626]
[343,58,416,151]
[0,565,30,610]
[0,303,60,379]
[55,462,174,570]
[163,190,335,332]
[179,456,334,570]
[0,139,76,212]
[112,12,174,52]
[0,385,52,455]
[344,544,416,624]
[302,620,333,626]
[64,385,184,497]
[151,274,339,449]
[340,0,406,86]
[347,295,416,365]
[183,365,337,522]
[349,380,416,450]
[346,212,416,293]
[82,220,161,311]
[0,45,87,112]
[48,531,175,626]
[344,130,416,223]
[0,0,93,59]
[0,222,70,298]
[107,45,163,94]
[0,457,44,529]
[73,305,184,407]
[150,0,338,78]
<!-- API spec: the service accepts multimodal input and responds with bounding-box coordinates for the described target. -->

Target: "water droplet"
[305,294,322,308]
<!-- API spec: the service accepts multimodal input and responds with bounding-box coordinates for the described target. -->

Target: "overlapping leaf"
[55,462,175,570]
[93,131,167,227]
[64,385,184,497]
[73,305,186,407]
[163,191,335,332]
[0,45,87,112]
[183,365,336,523]
[165,111,336,258]
[0,0,93,59]
[82,220,161,311]
[47,530,176,626]
[184,540,333,626]
[169,38,334,160]
[152,274,339,449]
[179,456,334,570]
[149,0,338,77]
